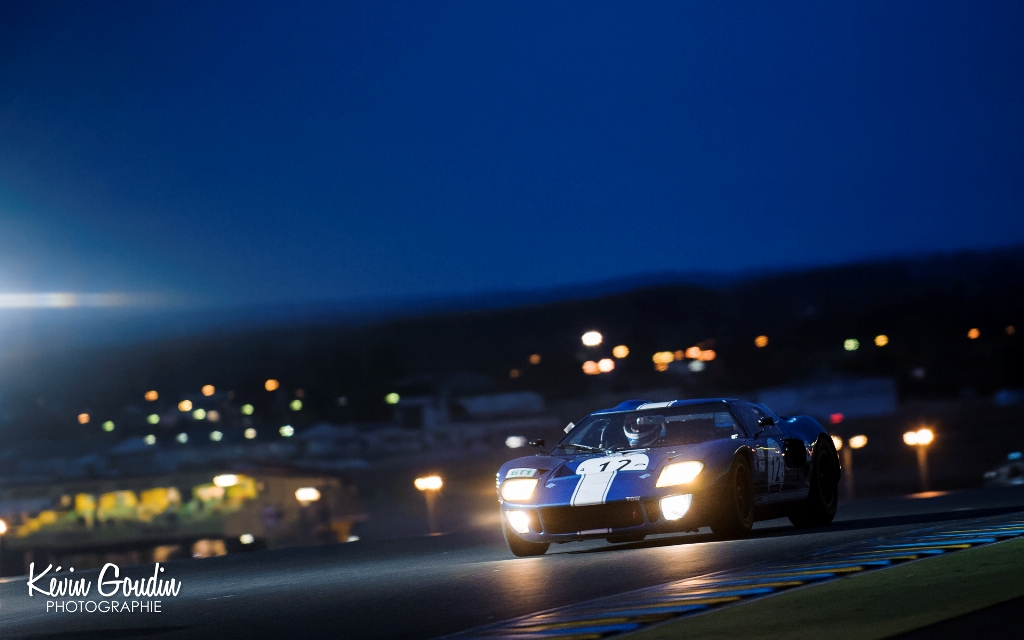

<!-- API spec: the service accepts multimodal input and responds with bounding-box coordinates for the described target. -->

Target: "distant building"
[756,377,897,421]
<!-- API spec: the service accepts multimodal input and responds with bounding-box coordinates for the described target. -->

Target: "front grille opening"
[539,502,645,535]
[643,499,660,523]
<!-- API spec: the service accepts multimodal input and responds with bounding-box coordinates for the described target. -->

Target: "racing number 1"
[598,460,633,472]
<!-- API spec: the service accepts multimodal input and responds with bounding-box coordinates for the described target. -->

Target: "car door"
[755,404,809,500]
[733,403,785,504]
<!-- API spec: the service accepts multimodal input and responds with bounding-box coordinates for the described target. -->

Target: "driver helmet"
[624,415,665,448]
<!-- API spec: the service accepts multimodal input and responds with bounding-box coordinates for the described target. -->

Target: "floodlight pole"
[916,446,930,492]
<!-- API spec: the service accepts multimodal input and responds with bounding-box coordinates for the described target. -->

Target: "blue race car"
[496,398,840,556]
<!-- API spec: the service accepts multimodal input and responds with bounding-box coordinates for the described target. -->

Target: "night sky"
[1,1,1022,307]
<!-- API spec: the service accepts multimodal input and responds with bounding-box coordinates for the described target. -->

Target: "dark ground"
[1,486,1023,640]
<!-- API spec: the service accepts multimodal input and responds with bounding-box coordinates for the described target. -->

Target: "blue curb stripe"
[439,514,1024,640]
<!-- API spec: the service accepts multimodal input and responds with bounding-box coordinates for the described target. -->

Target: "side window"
[734,403,781,438]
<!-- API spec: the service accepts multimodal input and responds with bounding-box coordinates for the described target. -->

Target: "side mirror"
[529,439,545,449]
[757,416,776,427]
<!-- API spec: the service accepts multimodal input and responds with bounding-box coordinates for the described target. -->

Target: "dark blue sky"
[1,1,1022,306]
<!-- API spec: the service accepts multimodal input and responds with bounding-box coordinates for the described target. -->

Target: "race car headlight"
[661,494,693,520]
[501,478,539,502]
[505,510,531,534]
[656,461,704,487]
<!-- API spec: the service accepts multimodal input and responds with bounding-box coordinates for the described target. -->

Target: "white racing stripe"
[570,471,617,506]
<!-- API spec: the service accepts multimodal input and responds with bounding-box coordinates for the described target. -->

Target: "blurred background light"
[143,434,156,445]
[831,435,843,450]
[529,354,541,364]
[685,346,701,359]
[849,435,868,449]
[241,404,254,415]
[755,335,769,348]
[147,414,160,425]
[176,433,188,443]
[193,408,207,420]
[414,476,443,491]
[207,410,220,422]
[77,413,90,425]
[612,345,629,358]
[209,430,223,441]
[844,339,860,351]
[687,360,705,372]
[178,400,192,412]
[144,390,158,401]
[265,379,280,391]
[830,413,844,424]
[201,385,215,396]
[244,428,257,439]
[509,369,520,379]
[239,533,254,545]
[698,349,717,361]
[385,393,400,404]
[102,421,114,432]
[505,436,526,448]
[597,358,615,373]
[290,399,303,411]
[581,331,602,346]
[968,328,980,339]
[213,474,238,487]
[582,360,600,375]
[875,334,889,346]
[279,425,295,437]
[295,487,321,504]
[1008,325,1017,335]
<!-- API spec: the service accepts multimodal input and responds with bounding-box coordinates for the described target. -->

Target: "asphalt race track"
[2,487,1023,640]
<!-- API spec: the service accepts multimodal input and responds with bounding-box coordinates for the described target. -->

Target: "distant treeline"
[1,248,1022,443]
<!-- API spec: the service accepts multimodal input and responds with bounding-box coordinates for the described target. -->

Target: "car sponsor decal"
[505,468,538,478]
[570,454,649,506]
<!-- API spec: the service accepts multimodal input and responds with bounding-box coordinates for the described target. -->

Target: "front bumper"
[501,490,713,542]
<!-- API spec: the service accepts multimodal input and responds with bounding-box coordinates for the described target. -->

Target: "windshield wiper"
[560,443,607,453]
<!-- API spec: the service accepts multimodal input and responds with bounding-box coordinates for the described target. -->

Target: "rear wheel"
[502,518,549,557]
[709,456,755,538]
[789,437,840,528]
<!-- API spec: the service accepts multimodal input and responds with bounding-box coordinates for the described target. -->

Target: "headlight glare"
[656,461,704,487]
[505,510,531,534]
[661,494,693,520]
[501,478,539,501]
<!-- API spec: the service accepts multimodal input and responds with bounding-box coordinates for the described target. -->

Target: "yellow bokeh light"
[698,349,717,361]
[612,345,629,358]
[904,428,934,446]
[295,487,321,503]
[414,476,443,491]
[201,385,215,396]
[597,358,615,373]
[581,331,603,347]
[755,335,769,348]
[967,328,980,340]
[265,379,280,391]
[244,428,257,439]
[875,335,889,347]
[77,413,90,425]
[529,354,541,365]
[831,435,843,450]
[582,360,600,375]
[178,400,193,412]
[144,390,159,402]
[652,351,675,364]
[685,346,701,359]
[849,435,868,449]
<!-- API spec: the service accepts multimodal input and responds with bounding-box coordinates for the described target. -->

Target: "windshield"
[555,403,743,452]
